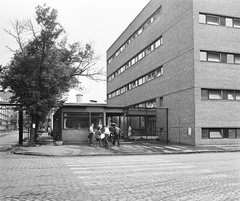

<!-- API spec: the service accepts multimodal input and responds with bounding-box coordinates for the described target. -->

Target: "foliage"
[1,4,104,119]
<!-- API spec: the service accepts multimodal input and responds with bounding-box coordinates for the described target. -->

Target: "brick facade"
[106,0,240,145]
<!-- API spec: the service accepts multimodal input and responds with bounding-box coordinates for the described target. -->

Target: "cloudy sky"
[0,0,150,103]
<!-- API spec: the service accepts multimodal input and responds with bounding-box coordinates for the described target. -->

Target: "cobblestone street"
[1,152,240,201]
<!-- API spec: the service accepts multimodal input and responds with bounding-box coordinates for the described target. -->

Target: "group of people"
[88,123,122,148]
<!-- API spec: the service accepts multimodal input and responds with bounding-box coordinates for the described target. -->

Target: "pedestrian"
[126,125,132,141]
[88,123,95,146]
[47,126,52,136]
[95,126,102,147]
[112,124,122,146]
[103,125,110,148]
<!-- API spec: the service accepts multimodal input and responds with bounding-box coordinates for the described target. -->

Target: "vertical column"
[18,110,23,145]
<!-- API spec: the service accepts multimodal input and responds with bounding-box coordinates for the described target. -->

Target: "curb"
[12,148,240,157]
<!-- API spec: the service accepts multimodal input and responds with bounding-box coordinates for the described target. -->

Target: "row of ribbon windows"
[108,66,163,100]
[200,51,240,64]
[107,6,162,66]
[108,36,163,82]
[199,13,240,28]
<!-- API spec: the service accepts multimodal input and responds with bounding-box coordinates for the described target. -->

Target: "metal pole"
[18,110,23,145]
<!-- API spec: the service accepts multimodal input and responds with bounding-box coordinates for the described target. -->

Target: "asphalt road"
[0,152,239,201]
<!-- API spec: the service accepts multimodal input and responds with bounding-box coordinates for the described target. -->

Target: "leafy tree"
[0,4,104,146]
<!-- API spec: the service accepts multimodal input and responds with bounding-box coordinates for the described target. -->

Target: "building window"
[226,91,235,100]
[233,19,240,28]
[209,90,222,99]
[200,51,240,64]
[63,112,89,129]
[199,13,240,29]
[107,6,162,65]
[159,97,163,107]
[109,36,163,82]
[208,52,220,62]
[206,15,219,25]
[200,51,207,61]
[235,55,240,64]
[202,89,240,101]
[226,18,233,27]
[199,14,206,23]
[227,54,234,63]
[236,91,240,100]
[202,128,240,139]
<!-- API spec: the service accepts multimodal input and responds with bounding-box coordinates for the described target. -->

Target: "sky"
[0,0,150,103]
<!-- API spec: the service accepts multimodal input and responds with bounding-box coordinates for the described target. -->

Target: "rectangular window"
[227,91,235,100]
[209,90,222,99]
[236,91,240,100]
[138,78,143,85]
[138,27,143,35]
[207,15,220,25]
[237,129,240,138]
[159,97,163,107]
[221,53,227,63]
[201,89,208,100]
[138,52,143,60]
[233,19,240,28]
[223,128,229,138]
[226,18,233,27]
[155,39,161,48]
[235,55,240,64]
[63,113,89,129]
[156,68,162,77]
[128,83,132,90]
[209,129,222,138]
[200,51,207,61]
[229,129,236,138]
[227,54,234,63]
[220,17,226,26]
[199,14,206,23]
[131,58,136,65]
[202,129,209,138]
[208,52,220,62]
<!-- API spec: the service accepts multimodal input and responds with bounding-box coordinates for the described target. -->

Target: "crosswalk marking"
[164,146,184,151]
[62,156,196,178]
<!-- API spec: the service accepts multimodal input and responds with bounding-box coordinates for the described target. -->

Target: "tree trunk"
[29,114,37,147]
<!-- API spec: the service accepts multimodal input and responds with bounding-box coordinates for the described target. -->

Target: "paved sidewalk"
[10,141,240,156]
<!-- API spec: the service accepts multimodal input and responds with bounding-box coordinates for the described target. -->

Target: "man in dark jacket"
[112,123,122,146]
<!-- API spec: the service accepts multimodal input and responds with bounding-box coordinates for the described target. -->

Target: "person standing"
[95,126,102,147]
[112,124,122,146]
[103,125,110,148]
[89,123,95,146]
[126,125,132,141]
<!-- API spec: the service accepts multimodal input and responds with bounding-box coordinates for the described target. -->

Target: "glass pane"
[202,129,208,138]
[201,89,208,100]
[235,55,240,64]
[207,15,219,25]
[236,91,240,100]
[227,91,235,100]
[233,19,240,28]
[208,52,220,62]
[227,54,234,63]
[237,129,240,138]
[226,18,233,27]
[155,39,161,48]
[229,129,236,138]
[199,14,206,23]
[200,51,207,61]
[209,129,222,138]
[209,90,222,99]
[131,117,139,130]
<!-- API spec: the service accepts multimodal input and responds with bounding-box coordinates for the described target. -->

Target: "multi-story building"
[106,0,240,145]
